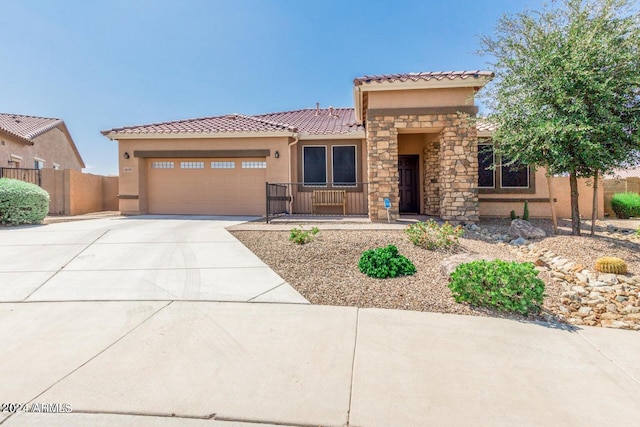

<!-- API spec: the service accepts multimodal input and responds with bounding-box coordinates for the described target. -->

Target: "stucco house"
[102,70,601,221]
[0,113,85,172]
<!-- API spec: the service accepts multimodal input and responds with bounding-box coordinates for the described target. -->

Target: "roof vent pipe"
[316,102,320,116]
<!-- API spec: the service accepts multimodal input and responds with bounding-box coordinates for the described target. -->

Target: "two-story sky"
[1,0,544,175]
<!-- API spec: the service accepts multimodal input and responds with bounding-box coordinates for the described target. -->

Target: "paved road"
[1,216,639,426]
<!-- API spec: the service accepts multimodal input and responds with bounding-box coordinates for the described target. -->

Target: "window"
[34,159,45,170]
[501,155,529,188]
[211,161,235,169]
[241,161,266,169]
[477,142,532,192]
[332,146,356,186]
[303,146,327,185]
[151,161,174,169]
[478,144,495,188]
[180,161,204,169]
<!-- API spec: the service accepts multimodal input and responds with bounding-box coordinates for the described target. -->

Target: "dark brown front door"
[398,155,419,213]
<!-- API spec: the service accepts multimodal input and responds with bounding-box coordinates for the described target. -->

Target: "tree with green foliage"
[479,0,640,235]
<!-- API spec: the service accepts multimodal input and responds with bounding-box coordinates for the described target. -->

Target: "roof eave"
[356,75,493,92]
[298,131,365,140]
[104,130,295,140]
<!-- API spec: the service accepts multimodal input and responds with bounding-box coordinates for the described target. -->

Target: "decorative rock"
[601,320,630,329]
[606,303,618,313]
[439,253,494,277]
[509,219,547,239]
[577,307,593,317]
[600,313,620,320]
[572,286,588,296]
[598,274,618,284]
[510,237,528,246]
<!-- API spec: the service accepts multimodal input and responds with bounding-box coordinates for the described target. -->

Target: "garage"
[146,157,266,215]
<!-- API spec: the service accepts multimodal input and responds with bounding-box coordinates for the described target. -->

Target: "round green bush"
[448,259,545,315]
[611,192,640,219]
[358,245,416,278]
[0,178,50,225]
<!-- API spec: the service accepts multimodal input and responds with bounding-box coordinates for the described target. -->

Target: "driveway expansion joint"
[577,329,640,386]
[346,308,360,427]
[22,229,110,301]
[22,301,173,406]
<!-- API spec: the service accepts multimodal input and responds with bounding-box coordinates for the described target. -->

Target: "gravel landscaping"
[232,217,640,327]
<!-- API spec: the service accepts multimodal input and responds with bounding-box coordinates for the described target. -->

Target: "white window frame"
[211,161,235,169]
[34,158,45,170]
[151,161,175,169]
[180,161,204,169]
[331,145,357,187]
[302,145,328,187]
[477,143,496,189]
[241,161,266,169]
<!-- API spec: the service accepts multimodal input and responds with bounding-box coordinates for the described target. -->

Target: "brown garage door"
[147,158,266,215]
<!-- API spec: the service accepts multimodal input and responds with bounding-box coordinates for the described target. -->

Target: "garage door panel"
[147,158,266,215]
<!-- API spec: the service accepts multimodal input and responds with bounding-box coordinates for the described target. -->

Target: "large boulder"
[508,219,546,239]
[440,253,494,277]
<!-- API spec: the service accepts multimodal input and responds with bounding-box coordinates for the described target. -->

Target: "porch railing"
[0,167,42,186]
[266,182,369,222]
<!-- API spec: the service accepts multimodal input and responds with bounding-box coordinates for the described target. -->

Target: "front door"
[398,155,419,213]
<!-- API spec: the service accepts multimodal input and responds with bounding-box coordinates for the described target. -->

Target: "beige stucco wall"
[479,166,605,219]
[41,169,119,215]
[367,88,475,109]
[0,127,83,170]
[117,136,291,214]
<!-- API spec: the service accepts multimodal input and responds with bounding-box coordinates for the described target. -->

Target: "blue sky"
[1,0,544,175]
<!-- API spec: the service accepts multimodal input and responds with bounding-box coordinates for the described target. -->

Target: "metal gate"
[0,167,42,186]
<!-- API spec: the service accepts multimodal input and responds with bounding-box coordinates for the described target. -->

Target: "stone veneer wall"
[366,110,479,222]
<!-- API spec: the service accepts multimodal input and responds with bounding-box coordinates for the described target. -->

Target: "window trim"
[477,143,495,189]
[302,145,328,187]
[500,157,531,189]
[477,141,535,194]
[331,144,357,187]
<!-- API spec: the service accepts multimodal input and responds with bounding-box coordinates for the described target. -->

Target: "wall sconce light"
[123,152,130,159]
[7,158,15,165]
[274,151,280,158]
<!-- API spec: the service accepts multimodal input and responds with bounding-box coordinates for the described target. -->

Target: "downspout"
[287,131,299,214]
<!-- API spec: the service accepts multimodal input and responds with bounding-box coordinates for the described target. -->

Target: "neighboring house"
[102,70,600,221]
[0,113,85,171]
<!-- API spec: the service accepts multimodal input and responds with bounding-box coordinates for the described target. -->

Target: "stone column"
[367,115,399,221]
[438,113,479,222]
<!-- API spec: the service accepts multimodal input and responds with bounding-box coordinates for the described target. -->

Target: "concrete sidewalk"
[1,301,639,427]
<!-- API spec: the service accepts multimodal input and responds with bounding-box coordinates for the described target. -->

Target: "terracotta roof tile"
[0,113,63,144]
[476,118,497,133]
[103,108,364,136]
[255,108,364,135]
[353,70,494,86]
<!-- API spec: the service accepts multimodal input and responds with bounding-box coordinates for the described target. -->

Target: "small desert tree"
[479,0,640,235]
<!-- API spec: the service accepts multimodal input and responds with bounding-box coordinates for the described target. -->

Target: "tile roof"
[476,118,498,133]
[103,108,364,136]
[353,70,494,86]
[255,108,363,135]
[0,113,64,144]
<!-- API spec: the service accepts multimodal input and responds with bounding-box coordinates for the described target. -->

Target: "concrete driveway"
[0,215,307,304]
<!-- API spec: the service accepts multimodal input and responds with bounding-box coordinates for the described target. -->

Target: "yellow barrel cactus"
[595,257,627,275]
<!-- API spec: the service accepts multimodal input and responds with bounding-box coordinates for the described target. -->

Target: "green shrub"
[289,226,319,244]
[448,260,545,315]
[611,192,640,219]
[405,219,464,250]
[522,200,530,221]
[636,227,640,237]
[358,245,416,278]
[0,178,49,225]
